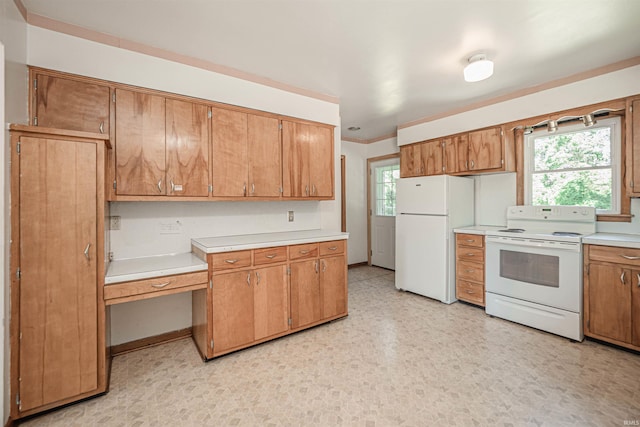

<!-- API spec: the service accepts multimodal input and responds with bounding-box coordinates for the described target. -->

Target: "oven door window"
[499,250,559,288]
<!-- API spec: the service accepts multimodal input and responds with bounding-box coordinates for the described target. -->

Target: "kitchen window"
[524,116,621,215]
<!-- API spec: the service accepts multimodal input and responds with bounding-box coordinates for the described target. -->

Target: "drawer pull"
[151,281,171,289]
[620,255,640,260]
[299,250,310,255]
[465,269,475,273]
[265,254,277,259]
[328,246,338,251]
[225,259,239,264]
[465,290,475,294]
[466,253,475,256]
[465,239,475,242]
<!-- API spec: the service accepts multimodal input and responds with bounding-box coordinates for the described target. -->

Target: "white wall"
[474,173,516,226]
[341,137,399,264]
[398,65,640,145]
[1,0,27,421]
[26,25,342,345]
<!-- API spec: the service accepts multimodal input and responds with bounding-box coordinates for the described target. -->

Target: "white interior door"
[370,158,399,270]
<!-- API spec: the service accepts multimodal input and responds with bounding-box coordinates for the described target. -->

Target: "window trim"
[523,116,621,215]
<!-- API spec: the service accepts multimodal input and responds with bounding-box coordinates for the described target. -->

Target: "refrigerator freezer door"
[395,214,450,302]
[396,176,447,215]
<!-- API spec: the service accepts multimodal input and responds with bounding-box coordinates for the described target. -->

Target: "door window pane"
[375,165,399,216]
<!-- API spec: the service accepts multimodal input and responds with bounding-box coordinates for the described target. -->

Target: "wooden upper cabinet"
[282,120,334,198]
[211,108,248,197]
[212,109,281,198]
[115,89,166,195]
[248,115,282,197]
[165,99,210,197]
[400,144,421,178]
[308,124,334,197]
[468,127,503,171]
[628,99,640,196]
[421,140,444,176]
[444,134,468,174]
[32,73,110,135]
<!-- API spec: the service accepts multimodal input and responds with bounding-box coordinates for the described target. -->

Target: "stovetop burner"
[498,228,525,233]
[552,231,582,237]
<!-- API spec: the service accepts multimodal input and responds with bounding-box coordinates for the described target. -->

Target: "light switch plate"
[288,211,294,222]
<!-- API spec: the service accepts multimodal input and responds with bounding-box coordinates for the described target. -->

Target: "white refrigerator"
[395,175,474,303]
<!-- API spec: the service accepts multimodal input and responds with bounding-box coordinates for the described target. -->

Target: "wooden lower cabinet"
[455,233,485,307]
[212,270,256,353]
[320,255,348,319]
[584,244,640,350]
[290,259,322,328]
[10,125,108,418]
[194,240,348,359]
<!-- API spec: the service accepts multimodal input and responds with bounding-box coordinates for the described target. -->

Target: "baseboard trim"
[348,262,368,268]
[5,416,15,427]
[110,327,193,356]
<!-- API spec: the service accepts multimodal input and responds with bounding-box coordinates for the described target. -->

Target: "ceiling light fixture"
[347,126,361,131]
[463,54,494,82]
[582,114,597,127]
[547,120,558,133]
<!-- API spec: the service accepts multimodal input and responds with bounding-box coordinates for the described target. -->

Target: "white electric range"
[484,205,596,341]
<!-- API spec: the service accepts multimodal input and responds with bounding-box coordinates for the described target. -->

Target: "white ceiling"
[22,0,640,141]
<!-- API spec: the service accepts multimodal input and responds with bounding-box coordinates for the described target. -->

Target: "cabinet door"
[211,108,249,197]
[165,99,209,197]
[630,100,640,195]
[421,140,443,176]
[400,144,421,178]
[444,134,468,174]
[282,121,310,197]
[33,74,110,135]
[115,89,166,195]
[19,136,98,412]
[308,124,334,197]
[212,270,254,354]
[468,127,502,171]
[290,259,321,328]
[633,270,640,346]
[588,263,632,343]
[320,255,347,319]
[248,115,281,197]
[253,265,289,341]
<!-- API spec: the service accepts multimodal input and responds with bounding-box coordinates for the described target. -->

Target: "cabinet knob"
[157,180,163,193]
[247,272,251,287]
[99,121,104,134]
[620,271,626,284]
[83,243,91,261]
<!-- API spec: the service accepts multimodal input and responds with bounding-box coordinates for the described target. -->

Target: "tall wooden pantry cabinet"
[9,125,109,419]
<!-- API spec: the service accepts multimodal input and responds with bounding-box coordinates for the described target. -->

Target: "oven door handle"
[486,236,580,251]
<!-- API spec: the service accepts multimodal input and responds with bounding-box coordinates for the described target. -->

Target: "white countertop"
[582,233,640,249]
[192,229,349,254]
[106,253,208,284]
[453,225,505,235]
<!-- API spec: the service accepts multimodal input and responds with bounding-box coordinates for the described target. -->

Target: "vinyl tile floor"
[23,266,640,426]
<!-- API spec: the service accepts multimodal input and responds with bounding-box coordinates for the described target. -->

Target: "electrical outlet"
[288,211,294,222]
[110,216,121,230]
[108,252,114,261]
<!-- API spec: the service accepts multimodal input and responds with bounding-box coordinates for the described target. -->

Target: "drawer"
[209,250,252,271]
[456,233,484,248]
[456,246,484,263]
[588,245,640,267]
[105,271,208,303]
[456,279,485,306]
[289,243,318,260]
[456,260,484,283]
[319,240,345,256]
[253,246,287,265]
